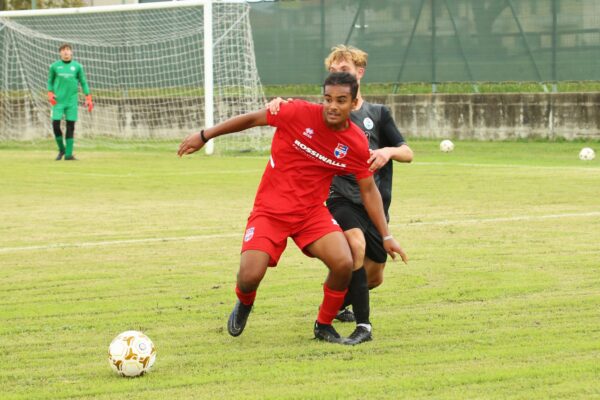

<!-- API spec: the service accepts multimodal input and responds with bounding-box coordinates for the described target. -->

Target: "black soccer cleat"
[334,307,356,323]
[55,151,65,161]
[313,321,344,344]
[344,325,373,345]
[227,300,252,337]
[64,155,78,161]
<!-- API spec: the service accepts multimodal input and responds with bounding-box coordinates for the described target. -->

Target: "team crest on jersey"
[363,117,374,130]
[334,143,349,159]
[70,66,76,71]
[244,227,255,242]
[303,128,314,139]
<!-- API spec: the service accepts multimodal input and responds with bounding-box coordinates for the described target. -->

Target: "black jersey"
[328,101,406,220]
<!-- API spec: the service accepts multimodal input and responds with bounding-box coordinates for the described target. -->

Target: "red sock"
[317,284,348,325]
[235,285,256,306]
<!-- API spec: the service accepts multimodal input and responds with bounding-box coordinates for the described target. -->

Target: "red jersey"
[253,100,373,217]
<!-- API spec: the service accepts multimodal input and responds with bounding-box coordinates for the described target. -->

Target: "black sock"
[66,120,75,139]
[52,120,65,152]
[341,290,352,310]
[65,121,75,157]
[349,267,370,325]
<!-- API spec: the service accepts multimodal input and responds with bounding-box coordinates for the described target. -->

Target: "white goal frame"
[0,0,257,155]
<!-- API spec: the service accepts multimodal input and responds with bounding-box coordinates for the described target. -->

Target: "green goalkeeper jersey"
[47,60,90,105]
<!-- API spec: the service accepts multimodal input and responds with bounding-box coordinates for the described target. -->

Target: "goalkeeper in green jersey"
[47,43,93,160]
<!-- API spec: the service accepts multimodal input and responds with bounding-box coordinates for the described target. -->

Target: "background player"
[267,45,413,345]
[178,72,408,344]
[47,43,93,160]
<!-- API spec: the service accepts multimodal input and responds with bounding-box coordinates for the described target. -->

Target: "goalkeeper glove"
[47,91,57,106]
[85,94,93,112]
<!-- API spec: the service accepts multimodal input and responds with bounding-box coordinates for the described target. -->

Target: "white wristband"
[383,235,394,241]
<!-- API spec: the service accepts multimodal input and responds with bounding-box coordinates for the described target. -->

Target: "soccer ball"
[579,147,595,161]
[108,330,156,377]
[440,139,455,153]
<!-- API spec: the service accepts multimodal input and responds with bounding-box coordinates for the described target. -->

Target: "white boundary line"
[400,211,600,227]
[1,211,599,254]
[46,169,265,178]
[415,161,600,172]
[0,233,240,254]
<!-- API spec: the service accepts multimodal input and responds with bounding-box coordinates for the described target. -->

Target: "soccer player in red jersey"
[178,72,408,344]
[267,46,413,345]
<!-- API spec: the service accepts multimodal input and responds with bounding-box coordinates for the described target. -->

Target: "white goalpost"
[0,0,268,153]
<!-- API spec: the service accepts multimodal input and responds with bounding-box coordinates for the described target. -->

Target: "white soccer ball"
[440,139,455,153]
[578,147,595,161]
[108,330,156,377]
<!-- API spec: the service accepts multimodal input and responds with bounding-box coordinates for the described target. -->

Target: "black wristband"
[200,130,208,143]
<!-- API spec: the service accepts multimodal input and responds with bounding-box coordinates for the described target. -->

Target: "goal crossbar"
[0,0,245,17]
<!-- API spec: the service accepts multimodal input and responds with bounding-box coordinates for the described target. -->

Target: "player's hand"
[368,148,392,171]
[265,97,291,115]
[85,95,93,112]
[383,237,408,264]
[177,131,205,157]
[48,91,57,106]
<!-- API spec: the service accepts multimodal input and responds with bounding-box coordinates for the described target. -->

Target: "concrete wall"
[2,93,599,140]
[387,93,600,141]
[300,93,600,141]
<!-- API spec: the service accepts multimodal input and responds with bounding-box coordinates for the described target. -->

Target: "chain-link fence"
[250,0,600,86]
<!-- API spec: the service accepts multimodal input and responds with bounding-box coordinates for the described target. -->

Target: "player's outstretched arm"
[178,109,268,157]
[357,176,408,263]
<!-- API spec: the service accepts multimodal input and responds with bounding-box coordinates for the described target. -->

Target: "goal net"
[0,0,269,153]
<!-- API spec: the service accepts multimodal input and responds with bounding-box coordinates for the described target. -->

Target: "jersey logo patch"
[303,128,314,139]
[363,117,374,130]
[244,227,255,242]
[71,66,76,71]
[334,143,349,159]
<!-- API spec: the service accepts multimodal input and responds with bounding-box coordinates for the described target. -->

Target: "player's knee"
[237,267,264,289]
[329,254,353,283]
[346,232,366,253]
[350,243,366,268]
[345,232,366,268]
[368,272,383,289]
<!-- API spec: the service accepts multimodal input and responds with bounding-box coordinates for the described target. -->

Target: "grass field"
[1,139,599,399]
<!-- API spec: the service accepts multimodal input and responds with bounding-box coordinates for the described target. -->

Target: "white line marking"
[415,161,600,172]
[1,211,598,254]
[394,211,600,227]
[0,233,239,254]
[48,169,265,178]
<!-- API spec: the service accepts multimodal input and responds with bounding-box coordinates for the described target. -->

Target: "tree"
[4,0,85,10]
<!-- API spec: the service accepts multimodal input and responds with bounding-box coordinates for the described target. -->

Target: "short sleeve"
[380,106,406,147]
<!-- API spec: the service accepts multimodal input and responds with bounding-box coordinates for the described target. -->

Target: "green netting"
[249,0,600,85]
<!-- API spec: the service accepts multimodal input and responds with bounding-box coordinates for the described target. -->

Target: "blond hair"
[324,45,368,70]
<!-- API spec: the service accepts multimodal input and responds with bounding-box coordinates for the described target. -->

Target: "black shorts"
[326,197,388,264]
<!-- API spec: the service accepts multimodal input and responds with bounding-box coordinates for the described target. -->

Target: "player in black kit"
[325,45,413,344]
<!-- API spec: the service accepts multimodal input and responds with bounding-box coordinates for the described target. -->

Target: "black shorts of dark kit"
[327,197,388,264]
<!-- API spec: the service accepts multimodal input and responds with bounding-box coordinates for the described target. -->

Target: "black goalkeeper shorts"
[326,197,388,264]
